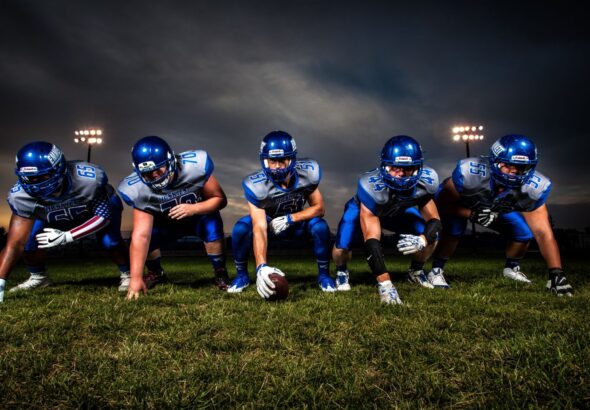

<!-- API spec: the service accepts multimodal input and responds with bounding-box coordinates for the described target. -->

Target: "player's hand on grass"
[36,228,74,248]
[168,204,197,220]
[396,234,427,255]
[126,277,147,300]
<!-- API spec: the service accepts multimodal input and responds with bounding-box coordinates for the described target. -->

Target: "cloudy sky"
[1,1,588,231]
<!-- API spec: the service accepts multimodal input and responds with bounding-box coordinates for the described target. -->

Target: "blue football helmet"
[489,134,538,188]
[15,141,67,198]
[131,136,177,190]
[379,135,424,191]
[259,131,297,183]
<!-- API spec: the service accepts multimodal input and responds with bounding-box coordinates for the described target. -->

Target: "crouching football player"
[428,134,573,296]
[0,142,130,302]
[119,136,230,300]
[332,135,442,304]
[228,130,336,298]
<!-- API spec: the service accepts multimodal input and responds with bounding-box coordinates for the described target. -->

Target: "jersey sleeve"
[296,159,322,187]
[242,174,266,208]
[356,176,379,215]
[6,184,36,218]
[523,171,552,211]
[420,166,439,195]
[117,174,143,209]
[451,159,467,193]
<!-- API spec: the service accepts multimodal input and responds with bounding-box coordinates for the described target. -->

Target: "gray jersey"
[118,150,213,215]
[7,161,114,223]
[451,157,551,213]
[355,166,439,217]
[243,158,321,218]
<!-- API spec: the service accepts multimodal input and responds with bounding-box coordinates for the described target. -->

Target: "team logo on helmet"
[47,145,63,166]
[491,142,505,156]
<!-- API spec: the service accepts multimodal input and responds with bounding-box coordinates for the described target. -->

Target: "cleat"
[118,272,131,292]
[143,269,167,289]
[336,270,351,291]
[407,269,434,289]
[503,266,532,283]
[378,280,403,305]
[427,268,450,289]
[318,274,337,292]
[546,274,573,297]
[9,274,51,292]
[214,270,231,291]
[227,274,250,293]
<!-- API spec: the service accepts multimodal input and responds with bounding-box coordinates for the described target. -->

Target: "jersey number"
[76,165,96,179]
[469,162,486,176]
[368,176,386,192]
[47,205,89,223]
[160,193,199,212]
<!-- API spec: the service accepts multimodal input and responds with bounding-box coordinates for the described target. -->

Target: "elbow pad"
[423,219,442,244]
[364,238,387,276]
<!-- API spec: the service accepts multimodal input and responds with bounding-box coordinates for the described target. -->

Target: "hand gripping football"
[266,273,289,301]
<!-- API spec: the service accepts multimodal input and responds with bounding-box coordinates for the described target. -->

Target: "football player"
[0,142,130,302]
[119,136,229,300]
[228,130,336,298]
[332,135,442,305]
[428,134,573,296]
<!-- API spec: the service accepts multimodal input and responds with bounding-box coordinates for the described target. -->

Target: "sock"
[208,253,227,274]
[505,258,520,270]
[410,260,425,271]
[117,264,130,275]
[317,259,329,277]
[146,257,163,274]
[234,260,248,277]
[432,257,448,270]
[26,265,47,277]
[336,264,348,273]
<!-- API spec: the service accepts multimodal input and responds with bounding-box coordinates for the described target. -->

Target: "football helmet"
[259,130,297,183]
[379,135,424,191]
[131,136,176,190]
[15,142,67,198]
[489,134,538,188]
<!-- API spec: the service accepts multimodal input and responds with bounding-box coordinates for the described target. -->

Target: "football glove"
[396,234,427,255]
[256,264,285,299]
[0,278,5,303]
[547,268,573,297]
[269,214,293,235]
[469,208,498,227]
[36,228,74,249]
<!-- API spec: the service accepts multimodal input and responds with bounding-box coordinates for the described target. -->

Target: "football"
[266,273,289,301]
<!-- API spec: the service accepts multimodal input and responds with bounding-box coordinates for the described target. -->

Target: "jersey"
[355,166,439,217]
[118,150,213,216]
[451,157,551,213]
[7,161,114,224]
[243,158,321,218]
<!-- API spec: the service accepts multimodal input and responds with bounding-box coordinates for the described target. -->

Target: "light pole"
[452,124,485,238]
[74,129,103,162]
[452,125,484,158]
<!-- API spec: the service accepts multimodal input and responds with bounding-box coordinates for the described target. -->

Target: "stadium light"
[451,124,484,158]
[74,128,103,162]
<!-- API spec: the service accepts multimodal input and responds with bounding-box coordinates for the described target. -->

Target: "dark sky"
[1,1,588,231]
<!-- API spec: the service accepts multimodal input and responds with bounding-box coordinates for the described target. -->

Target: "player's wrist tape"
[364,238,387,276]
[256,263,267,273]
[423,219,442,244]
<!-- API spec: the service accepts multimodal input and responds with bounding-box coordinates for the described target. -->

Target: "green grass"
[1,255,589,409]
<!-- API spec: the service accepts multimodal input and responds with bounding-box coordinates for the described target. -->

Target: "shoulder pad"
[295,158,322,185]
[522,170,552,201]
[177,150,214,182]
[419,166,439,194]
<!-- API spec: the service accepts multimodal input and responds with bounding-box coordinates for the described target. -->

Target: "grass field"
[1,254,589,409]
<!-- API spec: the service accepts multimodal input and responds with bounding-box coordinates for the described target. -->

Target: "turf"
[1,254,588,408]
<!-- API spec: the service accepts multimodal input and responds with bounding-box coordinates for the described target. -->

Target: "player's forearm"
[535,231,562,268]
[129,236,150,279]
[252,224,268,267]
[291,204,324,223]
[69,216,110,240]
[0,244,25,279]
[191,196,226,215]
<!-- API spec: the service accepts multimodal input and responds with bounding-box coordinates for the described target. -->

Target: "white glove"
[0,278,5,303]
[269,214,293,235]
[469,209,498,227]
[256,264,285,299]
[36,228,74,249]
[396,234,427,255]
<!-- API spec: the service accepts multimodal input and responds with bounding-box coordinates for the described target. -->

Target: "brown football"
[266,273,289,301]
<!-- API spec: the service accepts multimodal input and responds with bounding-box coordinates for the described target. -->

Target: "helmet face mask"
[379,135,424,191]
[15,142,66,198]
[131,136,176,190]
[259,131,297,184]
[489,135,538,188]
